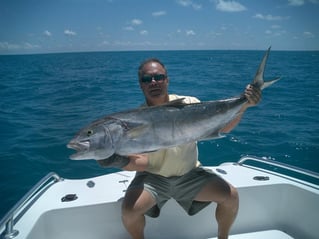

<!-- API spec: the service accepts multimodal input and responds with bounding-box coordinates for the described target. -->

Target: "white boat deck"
[209,230,293,239]
[1,156,318,239]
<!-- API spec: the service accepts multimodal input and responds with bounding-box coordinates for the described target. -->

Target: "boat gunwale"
[0,173,62,239]
[235,155,319,190]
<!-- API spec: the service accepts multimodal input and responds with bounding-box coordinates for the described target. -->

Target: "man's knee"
[121,196,141,218]
[121,198,142,225]
[217,179,239,205]
[121,189,155,217]
[225,185,239,208]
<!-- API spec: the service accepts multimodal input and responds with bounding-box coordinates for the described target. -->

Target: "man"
[104,58,261,239]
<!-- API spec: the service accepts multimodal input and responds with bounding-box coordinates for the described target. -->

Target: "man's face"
[139,62,169,105]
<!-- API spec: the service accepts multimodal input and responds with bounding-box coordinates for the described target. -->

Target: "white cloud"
[186,30,196,36]
[152,11,167,17]
[0,41,20,50]
[192,3,202,10]
[288,0,305,6]
[0,42,40,51]
[123,26,134,31]
[265,29,287,37]
[24,42,40,49]
[271,25,281,29]
[177,0,202,10]
[253,13,288,21]
[220,26,227,31]
[123,19,143,32]
[64,29,76,36]
[43,30,52,37]
[215,0,247,12]
[304,31,315,38]
[140,30,148,35]
[288,0,319,5]
[99,40,111,48]
[112,40,161,48]
[209,31,223,38]
[131,19,143,26]
[273,30,287,36]
[177,0,192,7]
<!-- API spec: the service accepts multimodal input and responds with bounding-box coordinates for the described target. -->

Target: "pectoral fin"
[162,98,188,108]
[97,154,129,168]
[200,132,223,141]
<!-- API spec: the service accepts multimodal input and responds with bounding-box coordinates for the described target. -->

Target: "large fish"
[67,47,280,160]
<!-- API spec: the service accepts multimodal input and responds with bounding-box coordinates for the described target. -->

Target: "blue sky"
[0,0,318,54]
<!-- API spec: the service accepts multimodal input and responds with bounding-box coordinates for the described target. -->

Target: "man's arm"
[221,84,261,133]
[123,154,149,171]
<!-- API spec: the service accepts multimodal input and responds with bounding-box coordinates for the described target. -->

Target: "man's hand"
[221,84,262,133]
[123,154,149,171]
[243,84,262,108]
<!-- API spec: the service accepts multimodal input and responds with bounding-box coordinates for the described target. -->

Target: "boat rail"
[0,172,62,239]
[237,155,319,180]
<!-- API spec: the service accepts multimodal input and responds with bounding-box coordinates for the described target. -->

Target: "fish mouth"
[67,140,90,159]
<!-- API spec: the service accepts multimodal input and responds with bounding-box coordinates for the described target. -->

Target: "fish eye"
[87,130,93,136]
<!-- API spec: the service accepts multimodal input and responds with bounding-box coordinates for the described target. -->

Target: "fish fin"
[251,46,281,90]
[252,47,271,88]
[162,98,189,108]
[165,98,185,105]
[261,76,281,90]
[96,154,129,168]
[138,149,158,154]
[200,132,224,141]
[200,129,225,141]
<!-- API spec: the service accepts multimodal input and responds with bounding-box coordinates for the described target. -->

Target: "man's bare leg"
[122,189,156,239]
[215,186,239,239]
[195,177,239,239]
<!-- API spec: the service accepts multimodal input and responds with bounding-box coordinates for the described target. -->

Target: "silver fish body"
[67,47,280,160]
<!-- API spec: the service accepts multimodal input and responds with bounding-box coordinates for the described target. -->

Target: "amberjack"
[67,47,280,160]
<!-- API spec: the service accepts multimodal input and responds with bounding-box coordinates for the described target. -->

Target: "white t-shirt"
[146,94,201,177]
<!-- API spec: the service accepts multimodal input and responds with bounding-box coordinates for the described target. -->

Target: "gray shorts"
[127,167,218,218]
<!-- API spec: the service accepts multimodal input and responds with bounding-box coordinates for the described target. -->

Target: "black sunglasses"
[140,74,166,83]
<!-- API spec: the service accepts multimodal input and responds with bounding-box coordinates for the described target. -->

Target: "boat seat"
[208,230,293,239]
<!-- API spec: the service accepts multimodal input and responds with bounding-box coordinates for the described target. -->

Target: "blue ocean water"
[0,50,318,219]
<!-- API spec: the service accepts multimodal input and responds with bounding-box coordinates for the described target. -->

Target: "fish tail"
[252,46,281,90]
